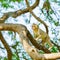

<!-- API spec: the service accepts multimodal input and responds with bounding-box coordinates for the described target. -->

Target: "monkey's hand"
[35,35,41,40]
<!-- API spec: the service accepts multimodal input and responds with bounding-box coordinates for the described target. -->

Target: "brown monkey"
[32,23,53,50]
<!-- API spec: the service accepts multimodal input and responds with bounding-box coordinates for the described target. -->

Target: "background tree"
[0,0,60,60]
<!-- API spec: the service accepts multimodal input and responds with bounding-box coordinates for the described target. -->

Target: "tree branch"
[0,23,60,59]
[27,30,51,53]
[0,23,51,53]
[20,33,59,60]
[25,0,48,34]
[0,14,12,60]
[0,32,12,60]
[0,0,39,22]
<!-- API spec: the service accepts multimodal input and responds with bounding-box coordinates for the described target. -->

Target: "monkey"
[32,23,53,50]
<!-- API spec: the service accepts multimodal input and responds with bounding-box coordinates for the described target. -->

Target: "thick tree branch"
[0,23,50,53]
[0,23,60,59]
[0,0,39,22]
[25,0,48,34]
[0,14,12,60]
[20,33,59,60]
[27,30,51,53]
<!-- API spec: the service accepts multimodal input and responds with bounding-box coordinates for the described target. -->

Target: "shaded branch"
[0,32,12,60]
[0,13,12,60]
[27,30,51,53]
[25,0,48,34]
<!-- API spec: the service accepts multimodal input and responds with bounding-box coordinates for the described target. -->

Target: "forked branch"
[25,0,48,34]
[0,0,39,23]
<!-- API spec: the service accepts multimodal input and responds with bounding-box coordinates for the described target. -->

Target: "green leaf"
[8,31,13,35]
[0,0,4,2]
[1,0,11,8]
[50,46,58,53]
[2,3,8,8]
[54,21,59,26]
[4,57,7,60]
[12,53,20,60]
[49,10,54,14]
[12,0,16,2]
[38,50,45,54]
[45,43,50,48]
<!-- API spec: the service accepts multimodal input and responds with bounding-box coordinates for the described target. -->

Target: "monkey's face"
[32,24,38,31]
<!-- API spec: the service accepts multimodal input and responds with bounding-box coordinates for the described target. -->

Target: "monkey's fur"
[32,23,53,50]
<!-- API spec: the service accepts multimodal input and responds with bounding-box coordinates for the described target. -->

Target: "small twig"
[0,0,39,22]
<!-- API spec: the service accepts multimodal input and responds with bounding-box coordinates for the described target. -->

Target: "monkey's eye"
[33,26,35,29]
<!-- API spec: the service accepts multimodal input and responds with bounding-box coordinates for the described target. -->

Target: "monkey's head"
[32,23,39,31]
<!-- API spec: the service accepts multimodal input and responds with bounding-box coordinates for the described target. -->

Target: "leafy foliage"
[0,0,23,8]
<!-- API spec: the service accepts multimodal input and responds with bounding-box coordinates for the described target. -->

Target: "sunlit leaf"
[50,46,58,53]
